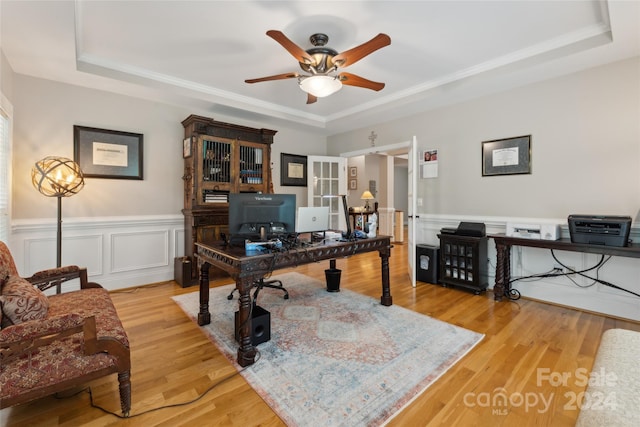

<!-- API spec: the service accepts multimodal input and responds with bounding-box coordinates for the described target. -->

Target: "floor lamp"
[31,156,85,289]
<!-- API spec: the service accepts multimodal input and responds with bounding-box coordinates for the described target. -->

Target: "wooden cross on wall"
[368,131,377,147]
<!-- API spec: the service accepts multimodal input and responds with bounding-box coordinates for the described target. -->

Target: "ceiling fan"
[245,30,391,104]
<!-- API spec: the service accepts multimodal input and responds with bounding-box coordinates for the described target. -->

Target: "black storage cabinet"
[416,244,440,283]
[438,234,488,294]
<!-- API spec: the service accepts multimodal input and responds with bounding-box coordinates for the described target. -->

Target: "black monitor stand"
[341,194,353,240]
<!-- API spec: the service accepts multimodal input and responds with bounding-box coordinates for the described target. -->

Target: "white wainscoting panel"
[23,234,105,277]
[10,215,185,290]
[111,230,169,272]
[414,213,640,321]
[174,228,186,258]
[9,213,640,320]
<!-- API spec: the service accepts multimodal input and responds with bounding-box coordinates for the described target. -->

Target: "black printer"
[568,215,631,247]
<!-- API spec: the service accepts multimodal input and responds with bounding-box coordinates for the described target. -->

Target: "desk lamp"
[31,156,85,276]
[360,190,375,211]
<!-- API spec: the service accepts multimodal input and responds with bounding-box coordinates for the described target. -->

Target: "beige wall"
[329,57,640,221]
[7,55,640,224]
[1,50,13,102]
[10,74,327,220]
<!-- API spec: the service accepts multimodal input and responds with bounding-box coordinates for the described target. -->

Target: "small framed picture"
[183,137,192,158]
[349,166,357,177]
[349,179,357,190]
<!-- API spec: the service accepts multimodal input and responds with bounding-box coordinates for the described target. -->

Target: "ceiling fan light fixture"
[299,75,342,98]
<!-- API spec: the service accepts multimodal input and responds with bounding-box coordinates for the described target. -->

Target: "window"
[0,93,13,242]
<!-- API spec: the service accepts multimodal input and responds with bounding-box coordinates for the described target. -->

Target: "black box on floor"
[174,256,194,288]
[416,244,439,284]
[235,305,271,345]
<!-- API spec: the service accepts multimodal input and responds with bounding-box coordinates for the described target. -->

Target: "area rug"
[172,272,484,426]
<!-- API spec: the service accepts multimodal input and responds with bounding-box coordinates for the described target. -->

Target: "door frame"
[340,138,418,286]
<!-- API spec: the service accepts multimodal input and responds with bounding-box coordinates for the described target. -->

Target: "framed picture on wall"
[280,152,307,186]
[349,179,357,190]
[74,125,144,180]
[349,166,357,177]
[482,135,531,176]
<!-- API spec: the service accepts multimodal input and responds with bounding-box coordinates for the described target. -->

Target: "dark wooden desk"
[195,236,393,366]
[491,234,640,301]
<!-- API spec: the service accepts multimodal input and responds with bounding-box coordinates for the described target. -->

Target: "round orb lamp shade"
[299,75,342,98]
[31,156,85,197]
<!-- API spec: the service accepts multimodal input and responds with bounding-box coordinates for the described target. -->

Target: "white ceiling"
[1,1,638,136]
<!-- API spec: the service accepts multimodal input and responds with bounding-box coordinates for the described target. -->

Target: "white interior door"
[407,136,418,287]
[307,155,347,232]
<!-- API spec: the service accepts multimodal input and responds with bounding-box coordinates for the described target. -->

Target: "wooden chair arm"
[25,267,102,292]
[0,313,92,364]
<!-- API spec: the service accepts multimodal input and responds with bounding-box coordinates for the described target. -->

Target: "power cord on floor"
[56,349,262,419]
[109,280,175,294]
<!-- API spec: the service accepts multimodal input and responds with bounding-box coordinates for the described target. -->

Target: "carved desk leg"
[236,275,257,367]
[379,245,393,306]
[494,242,511,301]
[197,261,211,326]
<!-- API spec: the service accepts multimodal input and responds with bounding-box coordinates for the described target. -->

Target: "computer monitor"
[228,193,296,243]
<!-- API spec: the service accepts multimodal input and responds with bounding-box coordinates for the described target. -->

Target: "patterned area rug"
[172,272,484,426]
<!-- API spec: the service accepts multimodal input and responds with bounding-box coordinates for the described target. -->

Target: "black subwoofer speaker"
[235,305,271,345]
[173,257,194,288]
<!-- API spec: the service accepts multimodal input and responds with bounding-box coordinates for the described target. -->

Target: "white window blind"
[0,103,11,242]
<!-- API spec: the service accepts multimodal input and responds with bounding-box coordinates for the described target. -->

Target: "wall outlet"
[555,264,576,275]
[564,266,576,275]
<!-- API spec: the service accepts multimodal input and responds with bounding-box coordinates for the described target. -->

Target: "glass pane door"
[307,156,346,231]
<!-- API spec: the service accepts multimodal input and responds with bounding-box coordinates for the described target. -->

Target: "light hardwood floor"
[2,234,638,426]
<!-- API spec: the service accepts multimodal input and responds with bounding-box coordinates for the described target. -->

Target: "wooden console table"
[195,236,393,366]
[491,234,640,301]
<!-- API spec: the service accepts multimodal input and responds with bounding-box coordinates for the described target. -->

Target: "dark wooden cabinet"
[438,234,488,294]
[180,115,276,285]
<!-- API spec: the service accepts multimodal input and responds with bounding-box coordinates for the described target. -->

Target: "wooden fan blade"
[333,33,391,68]
[338,72,385,91]
[266,30,315,65]
[245,72,300,84]
[306,93,318,104]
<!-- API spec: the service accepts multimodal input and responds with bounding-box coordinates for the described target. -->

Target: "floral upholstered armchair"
[0,241,131,416]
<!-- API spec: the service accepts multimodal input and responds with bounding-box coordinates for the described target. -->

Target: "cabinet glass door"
[202,139,231,184]
[200,138,232,204]
[238,143,265,192]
